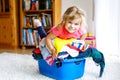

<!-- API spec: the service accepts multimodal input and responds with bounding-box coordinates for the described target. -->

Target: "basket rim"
[61,58,85,62]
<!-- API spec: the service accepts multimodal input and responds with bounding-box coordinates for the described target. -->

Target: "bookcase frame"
[19,0,61,49]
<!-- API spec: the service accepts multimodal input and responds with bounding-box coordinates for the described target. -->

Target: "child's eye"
[74,23,79,25]
[68,21,72,24]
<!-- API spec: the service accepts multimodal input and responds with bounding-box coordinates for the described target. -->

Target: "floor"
[0,48,33,54]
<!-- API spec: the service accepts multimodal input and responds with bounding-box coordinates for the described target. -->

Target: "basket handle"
[74,60,82,65]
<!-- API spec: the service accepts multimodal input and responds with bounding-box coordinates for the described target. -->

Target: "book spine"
[28,28,34,45]
[25,14,38,27]
[31,0,36,10]
[24,0,31,11]
[41,13,52,27]
[36,0,39,10]
[22,28,27,44]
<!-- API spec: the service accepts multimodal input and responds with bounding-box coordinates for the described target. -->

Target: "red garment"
[48,25,86,39]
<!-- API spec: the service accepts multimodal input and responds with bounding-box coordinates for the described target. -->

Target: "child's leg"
[37,26,47,39]
[92,51,105,77]
[76,47,105,77]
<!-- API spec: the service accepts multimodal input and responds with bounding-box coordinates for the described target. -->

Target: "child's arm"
[80,33,87,40]
[80,27,87,40]
[45,32,57,59]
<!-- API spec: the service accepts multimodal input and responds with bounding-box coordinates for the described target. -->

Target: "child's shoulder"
[51,24,63,30]
[56,24,63,29]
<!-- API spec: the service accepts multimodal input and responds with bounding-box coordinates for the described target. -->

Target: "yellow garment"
[53,37,76,54]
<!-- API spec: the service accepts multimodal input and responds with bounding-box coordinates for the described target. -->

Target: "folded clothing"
[32,48,43,60]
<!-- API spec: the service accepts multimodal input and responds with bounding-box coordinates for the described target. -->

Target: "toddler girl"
[45,6,105,77]
[33,6,105,77]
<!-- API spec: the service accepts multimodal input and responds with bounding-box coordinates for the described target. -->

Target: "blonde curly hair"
[58,6,87,28]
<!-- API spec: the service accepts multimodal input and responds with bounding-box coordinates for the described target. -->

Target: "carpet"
[0,52,120,80]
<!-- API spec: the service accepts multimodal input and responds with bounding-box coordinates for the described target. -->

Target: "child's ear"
[62,19,67,24]
[60,21,64,24]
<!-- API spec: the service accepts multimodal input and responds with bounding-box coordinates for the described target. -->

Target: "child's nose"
[70,23,74,27]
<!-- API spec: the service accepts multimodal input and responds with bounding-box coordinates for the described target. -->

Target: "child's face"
[65,18,81,33]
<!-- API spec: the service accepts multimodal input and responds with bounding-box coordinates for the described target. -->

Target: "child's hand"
[51,48,57,59]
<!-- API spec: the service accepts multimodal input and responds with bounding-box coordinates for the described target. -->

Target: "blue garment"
[67,47,105,77]
[37,26,47,39]
[77,47,105,68]
[78,47,105,77]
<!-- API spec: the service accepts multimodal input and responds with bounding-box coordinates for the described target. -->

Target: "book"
[47,14,52,26]
[28,28,34,45]
[41,13,52,27]
[24,16,26,27]
[26,29,30,45]
[36,0,39,10]
[45,0,49,9]
[45,0,51,9]
[24,14,38,27]
[24,0,31,11]
[41,13,47,27]
[33,30,41,46]
[32,30,36,45]
[25,16,32,27]
[38,0,51,9]
[31,0,36,10]
[22,28,27,44]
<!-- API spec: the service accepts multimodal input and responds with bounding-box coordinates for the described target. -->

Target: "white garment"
[61,45,79,57]
[34,19,42,27]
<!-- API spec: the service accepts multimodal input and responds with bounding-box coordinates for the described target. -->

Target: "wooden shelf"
[24,9,53,13]
[0,12,10,14]
[19,0,61,48]
[0,12,10,17]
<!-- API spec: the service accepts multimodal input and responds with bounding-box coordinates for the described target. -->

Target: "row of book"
[24,13,52,28]
[22,28,41,45]
[23,0,51,11]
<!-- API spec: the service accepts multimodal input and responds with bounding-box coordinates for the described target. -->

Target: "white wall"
[118,0,120,55]
[95,0,120,56]
[61,0,95,35]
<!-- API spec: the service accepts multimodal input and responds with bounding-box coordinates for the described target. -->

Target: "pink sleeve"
[48,26,61,36]
[79,27,87,35]
[82,27,87,34]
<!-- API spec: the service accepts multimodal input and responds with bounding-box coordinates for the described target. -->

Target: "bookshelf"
[20,0,61,48]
